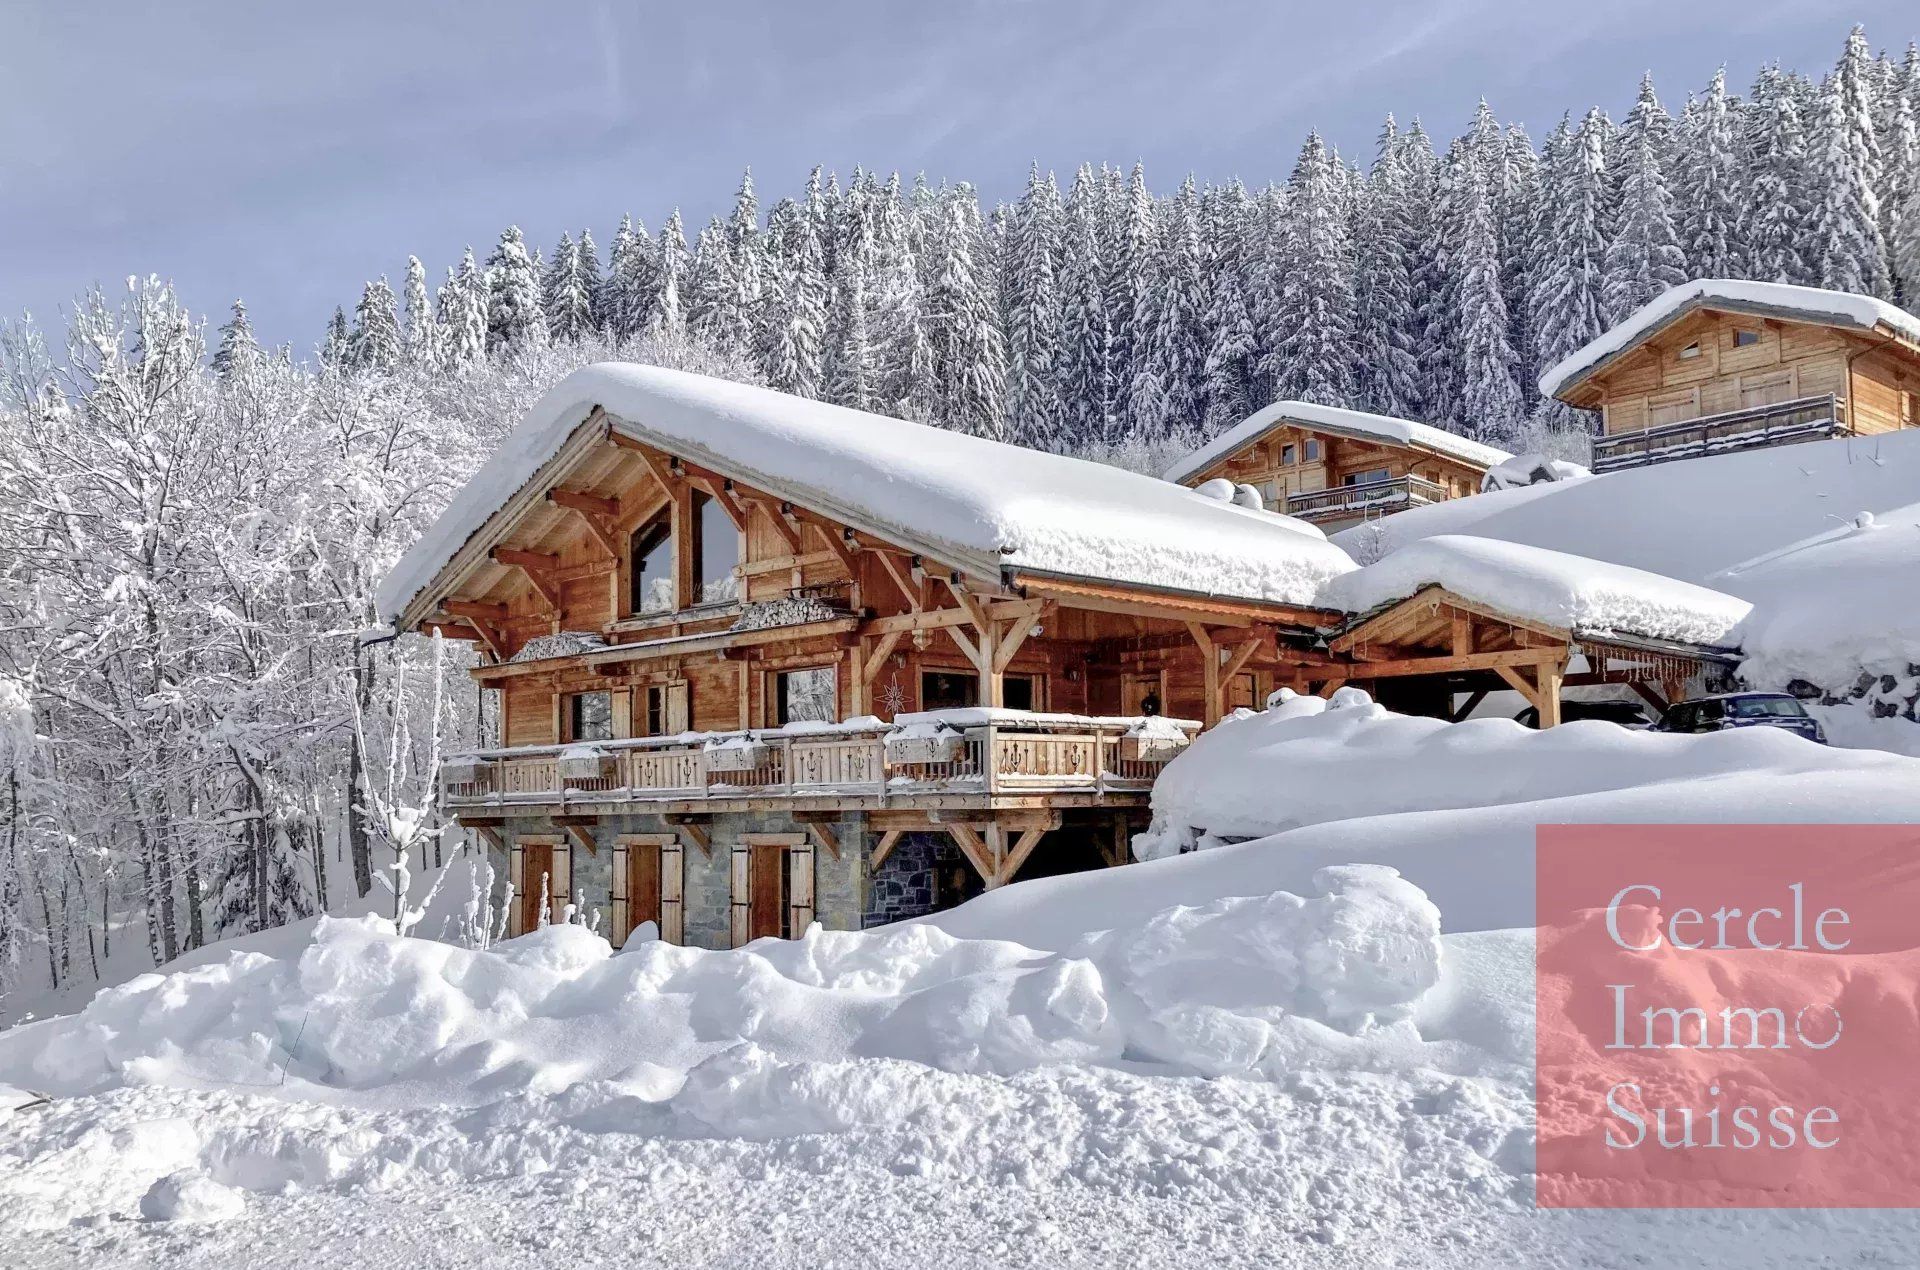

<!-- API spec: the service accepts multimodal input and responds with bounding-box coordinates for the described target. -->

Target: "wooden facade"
[1170,414,1493,531]
[403,400,1731,949]
[1552,298,1920,472]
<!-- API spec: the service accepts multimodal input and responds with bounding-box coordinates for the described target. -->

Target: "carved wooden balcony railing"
[439,711,1200,809]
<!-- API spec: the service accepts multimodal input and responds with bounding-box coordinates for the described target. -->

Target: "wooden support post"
[491,547,564,612]
[1537,656,1566,729]
[664,816,712,858]
[1451,612,1474,656]
[548,489,624,560]
[561,823,598,856]
[981,823,1008,888]
[1448,687,1490,723]
[1630,680,1671,714]
[472,825,506,853]
[945,824,995,885]
[1186,622,1221,727]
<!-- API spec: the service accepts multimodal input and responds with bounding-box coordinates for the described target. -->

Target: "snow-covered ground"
[7,694,1920,1266]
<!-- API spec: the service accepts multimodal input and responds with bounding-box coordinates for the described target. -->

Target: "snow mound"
[1316,533,1750,647]
[378,364,1354,623]
[1480,451,1589,491]
[140,1170,245,1223]
[1716,500,1920,688]
[0,865,1454,1110]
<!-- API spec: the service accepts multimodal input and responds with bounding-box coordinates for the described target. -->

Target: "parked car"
[1653,692,1827,744]
[1513,699,1652,730]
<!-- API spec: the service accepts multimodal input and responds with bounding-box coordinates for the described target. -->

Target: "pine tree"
[347,276,403,372]
[1004,164,1064,446]
[1531,109,1613,429]
[650,211,687,336]
[1811,26,1892,296]
[1263,133,1356,405]
[1455,167,1523,441]
[1676,69,1742,278]
[758,171,828,398]
[1131,176,1209,438]
[211,299,257,379]
[1057,165,1115,445]
[874,172,936,422]
[1499,121,1543,409]
[484,226,545,351]
[1351,117,1423,418]
[924,185,1007,437]
[1740,66,1813,283]
[576,228,604,332]
[1105,163,1156,437]
[401,255,437,365]
[1881,94,1917,304]
[826,217,879,411]
[438,249,488,366]
[1603,75,1687,322]
[1199,180,1259,432]
[320,306,350,369]
[605,214,653,338]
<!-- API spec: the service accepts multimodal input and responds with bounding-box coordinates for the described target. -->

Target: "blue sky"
[1,1,1911,352]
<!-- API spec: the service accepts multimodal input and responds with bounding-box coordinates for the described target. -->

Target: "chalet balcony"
[438,710,1200,813]
[1591,393,1846,474]
[1284,474,1447,524]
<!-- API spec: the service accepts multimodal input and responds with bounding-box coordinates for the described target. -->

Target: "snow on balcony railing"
[1284,474,1447,522]
[1591,394,1845,473]
[439,710,1202,807]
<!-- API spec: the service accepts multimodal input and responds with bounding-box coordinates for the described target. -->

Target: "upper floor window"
[1733,329,1761,348]
[1677,341,1703,361]
[631,510,673,615]
[1304,439,1322,461]
[567,690,613,743]
[776,666,837,725]
[692,491,741,606]
[1343,467,1392,487]
[1280,443,1297,465]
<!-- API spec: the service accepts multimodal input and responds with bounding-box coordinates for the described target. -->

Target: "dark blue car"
[1654,692,1827,744]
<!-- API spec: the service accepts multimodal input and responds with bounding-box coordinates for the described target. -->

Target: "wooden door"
[511,840,568,935]
[749,842,786,940]
[614,835,684,945]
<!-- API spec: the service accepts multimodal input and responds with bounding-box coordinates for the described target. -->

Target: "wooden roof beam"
[490,547,564,612]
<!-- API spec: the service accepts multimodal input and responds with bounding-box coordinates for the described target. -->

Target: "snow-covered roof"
[1162,400,1511,486]
[1539,279,1920,401]
[1316,534,1751,650]
[377,365,1357,625]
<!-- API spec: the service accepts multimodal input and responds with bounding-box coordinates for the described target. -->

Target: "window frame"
[689,489,743,608]
[629,508,675,617]
[565,689,614,743]
[774,665,839,726]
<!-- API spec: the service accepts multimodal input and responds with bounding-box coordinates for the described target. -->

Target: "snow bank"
[1715,502,1920,688]
[929,694,1920,949]
[378,365,1354,624]
[0,861,1454,1110]
[1538,278,1920,399]
[1163,399,1510,486]
[1316,533,1750,647]
[1331,428,1920,586]
[1480,451,1589,492]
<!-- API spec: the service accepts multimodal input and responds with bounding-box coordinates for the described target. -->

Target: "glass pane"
[920,671,978,711]
[1730,697,1804,719]
[780,667,837,725]
[571,691,613,742]
[631,515,673,614]
[1002,676,1035,711]
[696,492,740,605]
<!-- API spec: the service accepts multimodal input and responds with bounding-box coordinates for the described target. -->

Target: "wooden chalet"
[1541,279,1920,474]
[382,366,1738,949]
[1162,399,1510,531]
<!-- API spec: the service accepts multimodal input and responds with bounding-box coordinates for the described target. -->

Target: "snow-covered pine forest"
[2,25,1918,1008]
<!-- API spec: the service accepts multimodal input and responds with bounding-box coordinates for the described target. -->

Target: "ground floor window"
[776,666,837,725]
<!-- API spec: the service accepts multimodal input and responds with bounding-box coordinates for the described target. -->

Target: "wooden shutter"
[661,841,684,944]
[665,681,691,734]
[788,841,815,936]
[550,843,572,925]
[508,842,525,937]
[730,843,751,947]
[610,841,629,944]
[611,687,634,740]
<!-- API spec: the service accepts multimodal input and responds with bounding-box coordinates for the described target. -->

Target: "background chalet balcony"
[1591,393,1846,474]
[439,710,1200,809]
[1284,474,1446,524]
